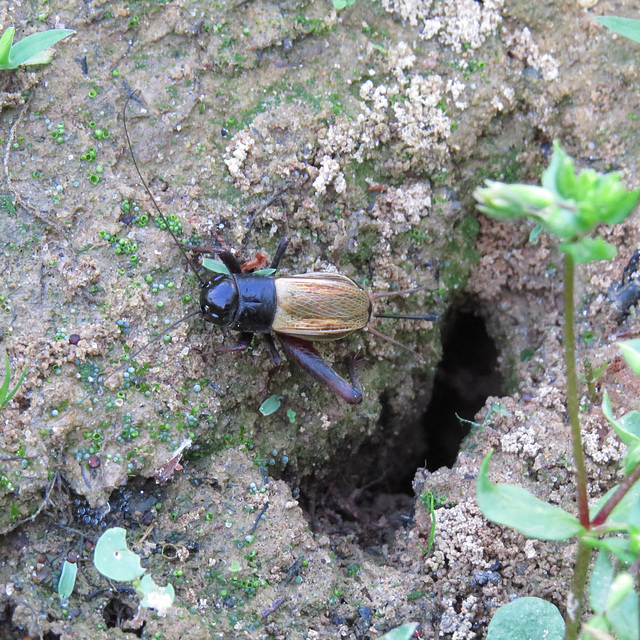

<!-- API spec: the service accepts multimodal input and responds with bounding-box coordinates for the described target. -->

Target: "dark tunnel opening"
[296,300,505,546]
[423,304,505,470]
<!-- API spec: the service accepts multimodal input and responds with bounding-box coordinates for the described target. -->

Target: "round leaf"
[487,597,565,640]
[259,394,281,416]
[93,527,145,581]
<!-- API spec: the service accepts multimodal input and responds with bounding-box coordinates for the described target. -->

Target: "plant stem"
[564,539,592,640]
[591,460,640,527]
[563,253,591,640]
[564,253,589,528]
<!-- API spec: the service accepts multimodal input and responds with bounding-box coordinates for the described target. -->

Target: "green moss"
[0,195,16,215]
[351,228,379,268]
[293,14,329,36]
[439,214,479,290]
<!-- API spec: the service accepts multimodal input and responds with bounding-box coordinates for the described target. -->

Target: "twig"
[260,596,285,618]
[47,519,97,540]
[14,469,59,527]
[249,503,269,534]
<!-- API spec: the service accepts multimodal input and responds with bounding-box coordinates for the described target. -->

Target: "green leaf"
[0,27,16,67]
[0,354,28,409]
[136,573,175,615]
[202,257,230,274]
[606,573,635,612]
[628,495,640,529]
[619,339,640,378]
[589,550,615,615]
[591,479,640,528]
[486,597,565,640]
[0,354,11,406]
[93,527,145,582]
[623,443,640,476]
[583,615,612,638]
[377,624,420,640]
[596,16,640,44]
[476,450,584,540]
[5,29,75,69]
[558,237,617,263]
[590,177,640,226]
[57,560,77,601]
[253,268,276,275]
[473,181,558,222]
[259,394,281,416]
[529,224,544,244]
[607,582,639,640]
[586,537,636,565]
[21,50,56,65]
[542,141,573,199]
[601,391,640,473]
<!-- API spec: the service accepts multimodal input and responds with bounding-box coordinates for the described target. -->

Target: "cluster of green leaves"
[0,353,27,410]
[474,141,639,263]
[0,27,74,69]
[475,142,640,640]
[479,338,640,640]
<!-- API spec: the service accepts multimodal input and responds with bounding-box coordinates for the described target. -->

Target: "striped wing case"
[272,273,372,341]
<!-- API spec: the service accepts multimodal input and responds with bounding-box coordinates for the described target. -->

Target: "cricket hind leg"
[256,334,284,402]
[276,334,363,405]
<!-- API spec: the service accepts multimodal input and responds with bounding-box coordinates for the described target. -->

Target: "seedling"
[0,27,75,69]
[57,560,77,608]
[474,142,640,640]
[581,357,609,404]
[0,353,27,410]
[93,527,174,615]
[259,394,281,416]
[418,491,437,555]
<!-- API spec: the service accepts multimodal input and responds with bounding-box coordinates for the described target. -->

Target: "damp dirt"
[1,0,640,638]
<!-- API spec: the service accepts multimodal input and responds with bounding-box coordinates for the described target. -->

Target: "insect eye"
[200,275,238,326]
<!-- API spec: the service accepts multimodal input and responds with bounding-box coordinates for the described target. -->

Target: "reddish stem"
[591,461,640,527]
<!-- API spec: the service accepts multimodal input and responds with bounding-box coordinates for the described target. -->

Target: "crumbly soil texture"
[1,0,640,638]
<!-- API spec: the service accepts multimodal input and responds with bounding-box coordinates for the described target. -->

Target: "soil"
[1,0,639,638]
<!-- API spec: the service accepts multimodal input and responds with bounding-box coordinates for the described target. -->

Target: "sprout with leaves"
[0,27,74,70]
[0,353,27,410]
[474,142,640,640]
[93,527,174,616]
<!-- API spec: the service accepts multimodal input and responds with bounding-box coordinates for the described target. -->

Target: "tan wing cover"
[272,273,371,341]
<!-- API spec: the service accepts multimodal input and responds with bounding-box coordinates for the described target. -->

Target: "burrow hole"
[297,300,505,546]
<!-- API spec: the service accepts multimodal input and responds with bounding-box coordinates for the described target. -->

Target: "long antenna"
[373,313,439,321]
[55,309,203,418]
[122,91,205,285]
[92,310,202,392]
[366,326,425,362]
